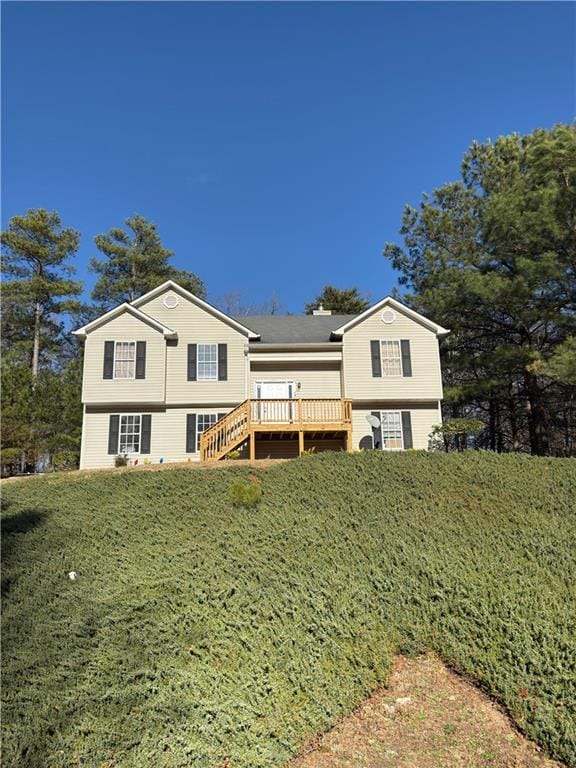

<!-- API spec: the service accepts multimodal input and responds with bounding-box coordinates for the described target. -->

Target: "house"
[73,280,449,468]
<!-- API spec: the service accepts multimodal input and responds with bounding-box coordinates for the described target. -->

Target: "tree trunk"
[130,250,137,302]
[489,397,497,451]
[509,390,520,451]
[32,300,41,378]
[524,371,549,456]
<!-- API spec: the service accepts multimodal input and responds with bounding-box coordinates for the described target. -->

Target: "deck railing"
[200,398,352,461]
[250,398,351,425]
[200,400,250,462]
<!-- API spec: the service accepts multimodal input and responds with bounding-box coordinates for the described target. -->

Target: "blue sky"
[2,2,574,313]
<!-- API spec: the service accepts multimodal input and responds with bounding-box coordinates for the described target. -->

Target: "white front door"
[255,381,294,422]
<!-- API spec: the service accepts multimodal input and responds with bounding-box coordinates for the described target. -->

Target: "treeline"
[1,212,205,475]
[384,123,576,456]
[2,124,574,474]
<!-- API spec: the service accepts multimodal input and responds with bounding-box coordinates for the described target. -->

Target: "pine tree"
[305,285,369,315]
[1,208,81,375]
[1,209,84,473]
[384,124,576,456]
[543,337,576,385]
[90,214,206,307]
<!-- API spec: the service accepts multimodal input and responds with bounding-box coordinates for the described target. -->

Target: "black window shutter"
[401,411,413,449]
[103,341,115,379]
[187,344,197,381]
[371,411,382,449]
[400,340,412,377]
[218,344,228,381]
[108,415,120,454]
[140,415,151,454]
[370,340,382,377]
[186,414,197,453]
[135,341,146,379]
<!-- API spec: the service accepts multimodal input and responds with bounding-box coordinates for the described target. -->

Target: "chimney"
[313,303,332,316]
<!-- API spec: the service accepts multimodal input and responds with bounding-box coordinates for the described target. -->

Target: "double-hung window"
[119,415,141,453]
[380,411,403,450]
[197,344,218,380]
[114,341,136,379]
[381,340,402,377]
[197,413,217,451]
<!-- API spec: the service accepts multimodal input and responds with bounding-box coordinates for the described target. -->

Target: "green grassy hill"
[2,452,575,767]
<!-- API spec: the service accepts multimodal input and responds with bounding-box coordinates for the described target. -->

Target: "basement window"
[119,414,141,454]
[197,413,217,452]
[380,411,403,450]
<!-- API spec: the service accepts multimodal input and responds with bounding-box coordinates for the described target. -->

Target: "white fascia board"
[332,296,450,337]
[249,343,343,350]
[72,303,178,339]
[250,353,342,363]
[131,280,261,339]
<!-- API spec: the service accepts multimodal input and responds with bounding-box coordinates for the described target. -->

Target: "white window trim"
[380,338,403,378]
[196,412,218,452]
[118,413,142,455]
[197,343,219,381]
[379,410,404,451]
[113,340,137,381]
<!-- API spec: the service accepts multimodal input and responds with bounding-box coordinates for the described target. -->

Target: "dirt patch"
[290,654,561,768]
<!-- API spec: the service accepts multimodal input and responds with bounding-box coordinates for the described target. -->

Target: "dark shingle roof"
[233,314,357,344]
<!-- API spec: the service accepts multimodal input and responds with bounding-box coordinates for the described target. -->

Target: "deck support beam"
[249,430,256,462]
[346,427,353,453]
[298,430,304,456]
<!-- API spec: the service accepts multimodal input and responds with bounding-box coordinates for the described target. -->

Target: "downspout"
[244,341,250,401]
[79,405,87,470]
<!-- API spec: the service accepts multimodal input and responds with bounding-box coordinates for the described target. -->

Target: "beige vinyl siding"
[351,402,440,451]
[82,312,166,404]
[137,289,248,405]
[80,406,231,469]
[249,362,342,399]
[342,307,443,400]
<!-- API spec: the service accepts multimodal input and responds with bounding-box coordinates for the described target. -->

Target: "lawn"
[2,451,575,767]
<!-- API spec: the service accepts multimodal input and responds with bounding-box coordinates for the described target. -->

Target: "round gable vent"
[163,293,179,309]
[381,308,396,324]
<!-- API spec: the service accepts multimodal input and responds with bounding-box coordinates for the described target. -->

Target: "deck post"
[346,427,353,453]
[249,430,256,462]
[298,430,304,456]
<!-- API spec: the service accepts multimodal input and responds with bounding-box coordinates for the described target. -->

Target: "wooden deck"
[200,398,353,461]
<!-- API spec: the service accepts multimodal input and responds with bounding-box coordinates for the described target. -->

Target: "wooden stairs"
[200,398,353,461]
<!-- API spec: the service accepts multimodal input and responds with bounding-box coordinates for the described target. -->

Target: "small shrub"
[301,446,316,457]
[226,450,241,461]
[1,448,22,477]
[114,454,128,468]
[229,479,262,507]
[51,451,79,472]
[430,418,484,452]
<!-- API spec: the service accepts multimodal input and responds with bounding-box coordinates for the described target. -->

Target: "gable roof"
[331,296,450,337]
[72,284,448,345]
[72,303,178,339]
[236,315,356,344]
[131,280,261,339]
